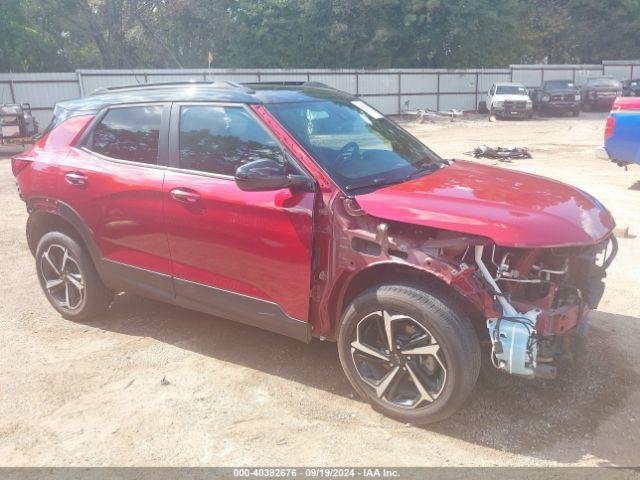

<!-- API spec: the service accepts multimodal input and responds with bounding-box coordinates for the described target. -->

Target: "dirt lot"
[1,112,639,467]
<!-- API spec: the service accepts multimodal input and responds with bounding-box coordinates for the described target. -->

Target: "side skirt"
[100,259,312,343]
[173,277,312,343]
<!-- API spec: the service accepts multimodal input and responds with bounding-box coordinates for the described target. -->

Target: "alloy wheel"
[350,310,447,409]
[40,244,85,310]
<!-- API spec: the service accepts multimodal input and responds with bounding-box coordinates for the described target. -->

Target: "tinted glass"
[544,81,575,89]
[91,106,162,164]
[266,100,445,192]
[179,105,284,176]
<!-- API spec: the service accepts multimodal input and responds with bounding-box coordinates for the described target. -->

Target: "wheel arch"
[26,200,102,267]
[331,262,486,339]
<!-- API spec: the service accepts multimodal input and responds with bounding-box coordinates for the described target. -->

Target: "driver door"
[163,103,316,341]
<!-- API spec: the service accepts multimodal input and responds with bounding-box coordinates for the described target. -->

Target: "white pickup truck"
[485,82,533,119]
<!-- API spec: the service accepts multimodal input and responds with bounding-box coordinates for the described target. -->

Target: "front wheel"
[337,284,481,425]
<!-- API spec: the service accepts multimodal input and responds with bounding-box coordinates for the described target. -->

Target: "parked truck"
[530,80,581,116]
[484,82,533,119]
[580,77,622,111]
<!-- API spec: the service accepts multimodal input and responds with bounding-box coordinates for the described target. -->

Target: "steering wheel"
[335,142,360,170]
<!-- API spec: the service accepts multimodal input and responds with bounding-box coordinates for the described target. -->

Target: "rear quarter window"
[89,105,163,164]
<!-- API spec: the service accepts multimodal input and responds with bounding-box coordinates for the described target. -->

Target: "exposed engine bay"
[472,237,617,378]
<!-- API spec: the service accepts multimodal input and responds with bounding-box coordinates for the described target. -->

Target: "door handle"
[64,171,88,187]
[170,187,201,204]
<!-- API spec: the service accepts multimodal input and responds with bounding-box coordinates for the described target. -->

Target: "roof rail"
[89,80,252,96]
[241,80,336,90]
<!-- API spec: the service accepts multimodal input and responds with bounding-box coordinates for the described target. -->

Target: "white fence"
[2,61,639,126]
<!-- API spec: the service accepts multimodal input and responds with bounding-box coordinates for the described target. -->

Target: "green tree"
[0,0,69,71]
[6,0,640,72]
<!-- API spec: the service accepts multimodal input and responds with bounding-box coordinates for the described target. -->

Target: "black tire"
[337,284,481,424]
[35,231,113,320]
[572,108,580,117]
[582,101,591,112]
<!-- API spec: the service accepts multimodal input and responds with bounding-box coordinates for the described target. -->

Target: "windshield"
[265,100,446,191]
[587,78,621,87]
[544,81,575,89]
[495,85,528,95]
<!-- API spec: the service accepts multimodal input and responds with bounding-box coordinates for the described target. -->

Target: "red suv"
[13,81,617,424]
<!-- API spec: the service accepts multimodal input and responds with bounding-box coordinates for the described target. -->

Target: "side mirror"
[235,159,311,192]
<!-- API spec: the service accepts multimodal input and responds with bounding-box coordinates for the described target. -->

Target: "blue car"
[596,97,640,167]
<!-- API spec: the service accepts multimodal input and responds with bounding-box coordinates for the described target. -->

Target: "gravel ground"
[0,112,638,466]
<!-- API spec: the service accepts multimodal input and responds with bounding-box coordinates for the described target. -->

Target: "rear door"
[61,103,173,298]
[163,102,316,340]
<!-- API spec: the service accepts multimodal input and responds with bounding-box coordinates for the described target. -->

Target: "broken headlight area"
[471,235,617,379]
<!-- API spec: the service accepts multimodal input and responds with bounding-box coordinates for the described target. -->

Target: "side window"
[178,105,284,176]
[90,105,162,164]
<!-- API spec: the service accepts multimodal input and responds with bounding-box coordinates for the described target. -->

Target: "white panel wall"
[360,95,397,115]
[542,69,575,81]
[308,74,357,94]
[146,73,206,82]
[0,83,12,104]
[258,73,308,82]
[13,82,80,108]
[512,69,542,87]
[439,93,476,111]
[206,73,260,83]
[440,73,476,92]
[358,74,399,95]
[400,74,438,94]
[603,65,632,80]
[31,110,54,128]
[477,72,511,92]
[400,94,437,111]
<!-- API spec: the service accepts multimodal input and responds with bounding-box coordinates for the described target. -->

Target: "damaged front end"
[474,237,617,379]
[326,193,618,381]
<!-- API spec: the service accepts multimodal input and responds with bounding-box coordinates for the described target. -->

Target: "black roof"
[56,81,356,114]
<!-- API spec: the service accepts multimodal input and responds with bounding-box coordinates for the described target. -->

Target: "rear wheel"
[36,231,113,320]
[338,284,481,424]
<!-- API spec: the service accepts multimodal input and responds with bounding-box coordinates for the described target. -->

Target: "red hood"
[355,160,615,247]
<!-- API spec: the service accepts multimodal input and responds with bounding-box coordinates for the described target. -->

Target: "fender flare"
[26,197,103,268]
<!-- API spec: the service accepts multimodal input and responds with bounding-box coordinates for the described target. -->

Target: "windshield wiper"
[408,161,442,178]
[345,161,445,192]
[345,176,409,192]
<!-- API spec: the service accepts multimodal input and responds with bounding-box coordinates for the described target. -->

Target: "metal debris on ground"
[403,106,465,123]
[465,145,532,161]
